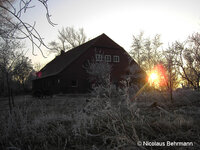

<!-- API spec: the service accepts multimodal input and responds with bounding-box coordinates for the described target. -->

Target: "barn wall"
[57,46,134,93]
[32,75,61,94]
[58,47,94,93]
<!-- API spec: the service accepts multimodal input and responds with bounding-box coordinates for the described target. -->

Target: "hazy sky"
[21,0,200,65]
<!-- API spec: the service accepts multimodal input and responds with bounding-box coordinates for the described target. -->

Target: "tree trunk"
[169,85,173,102]
[11,88,15,107]
[6,72,12,113]
[168,64,173,102]
[197,76,200,91]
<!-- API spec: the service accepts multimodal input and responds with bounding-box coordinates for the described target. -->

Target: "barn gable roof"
[38,33,124,79]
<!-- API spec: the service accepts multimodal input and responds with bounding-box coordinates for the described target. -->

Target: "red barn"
[32,34,146,94]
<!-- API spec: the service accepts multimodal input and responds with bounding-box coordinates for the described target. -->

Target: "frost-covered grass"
[0,90,200,150]
[0,95,88,150]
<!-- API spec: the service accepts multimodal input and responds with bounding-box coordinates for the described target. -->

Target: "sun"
[147,64,168,88]
[148,72,159,86]
[149,72,158,81]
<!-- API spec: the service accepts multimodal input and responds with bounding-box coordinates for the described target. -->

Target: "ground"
[0,90,200,150]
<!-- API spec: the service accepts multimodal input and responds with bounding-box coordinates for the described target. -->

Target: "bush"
[71,84,200,149]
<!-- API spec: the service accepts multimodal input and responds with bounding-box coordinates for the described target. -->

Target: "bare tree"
[0,38,33,112]
[163,44,179,101]
[0,0,55,56]
[130,32,144,67]
[12,55,33,91]
[175,33,200,90]
[85,58,114,98]
[86,60,111,87]
[49,26,87,54]
[130,32,162,72]
[151,34,163,65]
[187,33,200,90]
[0,38,23,112]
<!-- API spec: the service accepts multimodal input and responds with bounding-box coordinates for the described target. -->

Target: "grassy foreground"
[0,90,200,150]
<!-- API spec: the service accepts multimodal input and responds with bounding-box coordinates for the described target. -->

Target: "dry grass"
[0,90,200,150]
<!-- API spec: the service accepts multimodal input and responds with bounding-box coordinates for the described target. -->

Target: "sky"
[20,0,200,66]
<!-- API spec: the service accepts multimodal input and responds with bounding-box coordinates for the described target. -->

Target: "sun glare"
[147,64,168,88]
[148,72,159,86]
[149,72,158,82]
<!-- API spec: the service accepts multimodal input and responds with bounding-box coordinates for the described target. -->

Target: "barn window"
[113,56,120,62]
[71,80,78,87]
[96,54,103,61]
[105,55,111,62]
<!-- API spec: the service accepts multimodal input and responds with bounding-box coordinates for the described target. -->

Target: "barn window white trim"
[113,55,120,62]
[105,55,111,62]
[96,54,103,61]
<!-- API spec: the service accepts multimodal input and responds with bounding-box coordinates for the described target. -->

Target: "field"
[0,89,200,150]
